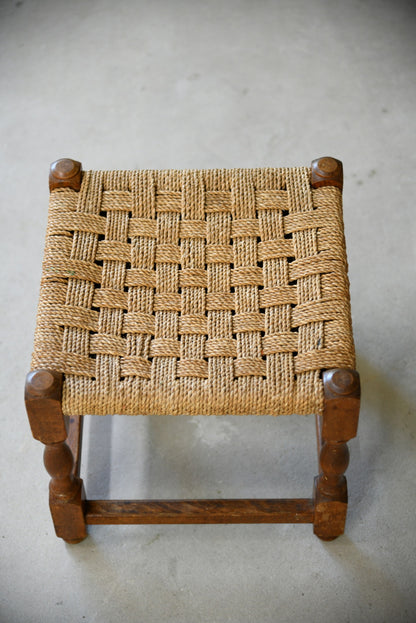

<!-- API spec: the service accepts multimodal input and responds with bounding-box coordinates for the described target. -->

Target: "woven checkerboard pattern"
[31,166,355,415]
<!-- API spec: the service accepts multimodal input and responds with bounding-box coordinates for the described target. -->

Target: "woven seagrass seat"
[25,157,360,543]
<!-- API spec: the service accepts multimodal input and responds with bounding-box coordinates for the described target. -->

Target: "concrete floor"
[1,0,416,621]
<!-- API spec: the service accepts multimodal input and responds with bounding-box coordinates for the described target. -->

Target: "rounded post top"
[316,157,338,174]
[25,369,62,398]
[323,368,360,397]
[311,157,343,190]
[49,158,82,191]
[51,159,80,180]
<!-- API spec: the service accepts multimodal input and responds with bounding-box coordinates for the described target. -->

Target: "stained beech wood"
[48,477,86,544]
[313,479,348,541]
[311,157,343,189]
[44,442,77,496]
[25,369,87,543]
[66,415,83,478]
[25,365,360,541]
[85,499,315,525]
[322,368,360,442]
[315,413,323,457]
[49,158,82,191]
[44,441,87,543]
[25,370,66,444]
[313,367,360,540]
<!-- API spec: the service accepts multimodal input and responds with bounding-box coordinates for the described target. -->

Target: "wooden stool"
[25,157,360,543]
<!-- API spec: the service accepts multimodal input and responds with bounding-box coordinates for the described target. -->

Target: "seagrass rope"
[31,166,355,415]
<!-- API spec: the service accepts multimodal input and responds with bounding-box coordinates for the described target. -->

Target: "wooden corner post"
[314,369,360,540]
[25,370,87,544]
[311,156,343,189]
[49,158,82,191]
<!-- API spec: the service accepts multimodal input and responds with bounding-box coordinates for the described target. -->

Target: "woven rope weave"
[31,166,355,415]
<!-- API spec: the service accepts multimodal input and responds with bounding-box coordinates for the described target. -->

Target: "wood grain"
[66,415,83,478]
[85,499,315,525]
[25,369,67,445]
[311,157,343,189]
[49,158,82,191]
[313,367,360,540]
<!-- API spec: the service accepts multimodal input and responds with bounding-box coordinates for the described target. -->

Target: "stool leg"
[44,441,86,544]
[313,439,349,540]
[313,368,360,540]
[25,370,87,543]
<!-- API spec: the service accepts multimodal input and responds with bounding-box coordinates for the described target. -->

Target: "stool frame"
[25,158,360,543]
[25,366,359,543]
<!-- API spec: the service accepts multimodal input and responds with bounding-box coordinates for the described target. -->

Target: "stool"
[25,157,360,543]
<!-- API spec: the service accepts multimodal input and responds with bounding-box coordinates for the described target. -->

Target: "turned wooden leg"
[25,370,87,544]
[314,368,360,541]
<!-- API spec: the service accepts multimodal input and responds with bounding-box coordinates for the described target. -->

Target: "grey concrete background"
[1,0,415,621]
